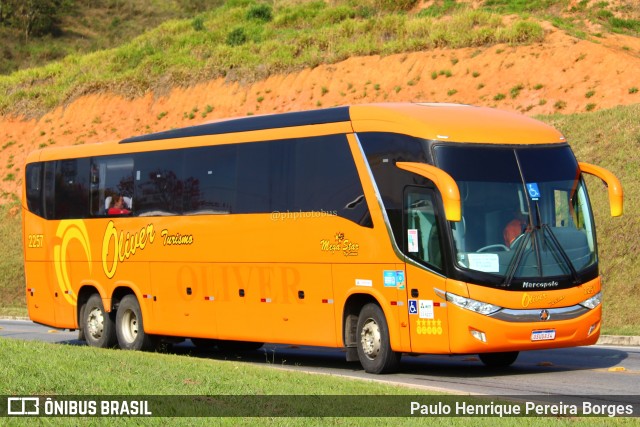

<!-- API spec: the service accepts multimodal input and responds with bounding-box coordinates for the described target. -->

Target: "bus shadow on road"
[85,340,629,378]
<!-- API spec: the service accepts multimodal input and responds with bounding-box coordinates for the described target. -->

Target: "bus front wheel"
[83,294,117,348]
[356,303,401,374]
[116,295,155,351]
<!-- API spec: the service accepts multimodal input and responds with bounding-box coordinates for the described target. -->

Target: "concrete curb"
[596,335,640,347]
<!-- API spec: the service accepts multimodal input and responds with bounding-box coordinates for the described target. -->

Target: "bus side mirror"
[396,162,461,222]
[579,162,623,217]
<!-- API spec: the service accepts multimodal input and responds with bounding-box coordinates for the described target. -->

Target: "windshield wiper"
[541,223,581,285]
[501,228,531,288]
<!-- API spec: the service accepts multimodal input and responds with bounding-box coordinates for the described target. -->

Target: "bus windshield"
[434,144,597,289]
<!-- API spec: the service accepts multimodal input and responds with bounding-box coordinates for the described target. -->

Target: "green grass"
[484,0,640,39]
[0,203,25,317]
[0,1,545,117]
[0,338,632,425]
[483,0,562,13]
[0,338,414,397]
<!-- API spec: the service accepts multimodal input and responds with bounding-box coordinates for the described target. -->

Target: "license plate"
[531,329,556,341]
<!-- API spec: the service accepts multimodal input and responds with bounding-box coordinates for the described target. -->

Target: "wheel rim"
[86,307,104,340]
[360,318,381,360]
[121,309,138,344]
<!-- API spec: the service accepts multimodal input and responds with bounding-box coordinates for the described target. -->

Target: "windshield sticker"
[408,229,419,252]
[467,253,500,273]
[526,183,541,200]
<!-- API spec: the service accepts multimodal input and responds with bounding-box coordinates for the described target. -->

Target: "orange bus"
[22,103,623,373]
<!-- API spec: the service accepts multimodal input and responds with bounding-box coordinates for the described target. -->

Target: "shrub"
[554,100,567,110]
[2,141,16,150]
[246,4,273,22]
[418,0,460,17]
[498,20,545,44]
[226,27,247,46]
[192,16,205,32]
[510,84,524,98]
[373,0,419,12]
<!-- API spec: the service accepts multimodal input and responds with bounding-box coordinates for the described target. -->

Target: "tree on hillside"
[0,1,15,25]
[0,0,75,41]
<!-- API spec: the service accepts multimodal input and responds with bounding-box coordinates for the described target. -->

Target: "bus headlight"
[579,292,602,310]
[445,292,502,316]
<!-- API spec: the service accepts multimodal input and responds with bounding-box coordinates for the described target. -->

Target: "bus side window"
[405,188,443,271]
[90,156,134,216]
[54,159,91,219]
[25,163,44,217]
[554,189,572,228]
[40,159,90,220]
[134,151,184,216]
[183,145,237,214]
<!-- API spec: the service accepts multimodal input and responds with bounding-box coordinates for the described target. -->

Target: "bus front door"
[404,187,450,354]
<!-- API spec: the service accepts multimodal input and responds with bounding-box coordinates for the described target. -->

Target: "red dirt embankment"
[1,26,640,200]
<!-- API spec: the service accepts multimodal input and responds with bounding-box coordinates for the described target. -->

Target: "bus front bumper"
[448,303,601,354]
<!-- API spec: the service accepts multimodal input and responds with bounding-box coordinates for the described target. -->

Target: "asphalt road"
[1,319,639,403]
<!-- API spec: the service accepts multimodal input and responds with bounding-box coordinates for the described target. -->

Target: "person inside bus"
[107,194,131,215]
[503,211,526,248]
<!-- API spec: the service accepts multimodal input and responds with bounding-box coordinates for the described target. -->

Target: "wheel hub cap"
[87,308,104,339]
[360,318,381,359]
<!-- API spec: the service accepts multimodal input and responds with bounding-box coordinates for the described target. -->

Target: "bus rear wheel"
[116,295,155,351]
[83,294,117,348]
[356,303,401,374]
[479,351,519,367]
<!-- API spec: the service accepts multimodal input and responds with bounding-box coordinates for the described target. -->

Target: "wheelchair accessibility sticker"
[409,299,418,315]
[526,183,540,200]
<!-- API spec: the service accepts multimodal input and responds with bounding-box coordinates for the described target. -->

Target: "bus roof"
[349,103,565,144]
[120,102,565,146]
[120,106,351,143]
[27,103,567,163]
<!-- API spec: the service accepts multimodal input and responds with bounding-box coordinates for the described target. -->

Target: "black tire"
[217,340,263,352]
[116,295,155,351]
[77,302,86,341]
[82,294,117,348]
[356,303,401,374]
[479,351,519,367]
